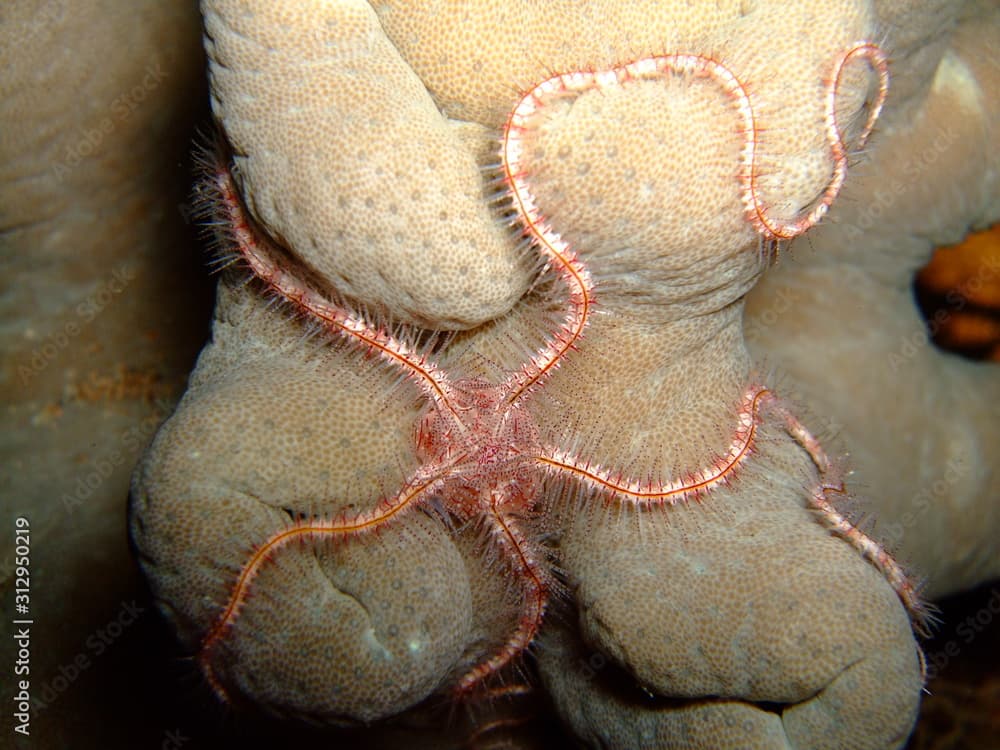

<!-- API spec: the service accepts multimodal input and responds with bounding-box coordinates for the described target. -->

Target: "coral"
[124,1,1000,747]
[745,0,1000,597]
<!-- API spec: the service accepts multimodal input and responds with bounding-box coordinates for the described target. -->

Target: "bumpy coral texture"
[203,0,530,329]
[746,0,1000,596]
[129,1,999,748]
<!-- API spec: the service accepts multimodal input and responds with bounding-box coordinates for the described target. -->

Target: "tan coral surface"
[1,1,998,749]
[131,0,944,747]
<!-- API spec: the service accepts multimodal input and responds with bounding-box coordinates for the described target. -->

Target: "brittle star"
[196,40,926,705]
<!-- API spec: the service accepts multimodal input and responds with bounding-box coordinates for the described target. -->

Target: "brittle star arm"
[210,163,465,422]
[503,43,889,254]
[453,490,550,696]
[745,42,889,241]
[537,381,931,637]
[534,385,768,508]
[499,42,888,406]
[197,464,447,702]
[769,400,935,638]
[500,88,596,407]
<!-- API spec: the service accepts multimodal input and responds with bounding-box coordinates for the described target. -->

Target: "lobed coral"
[2,0,994,748]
